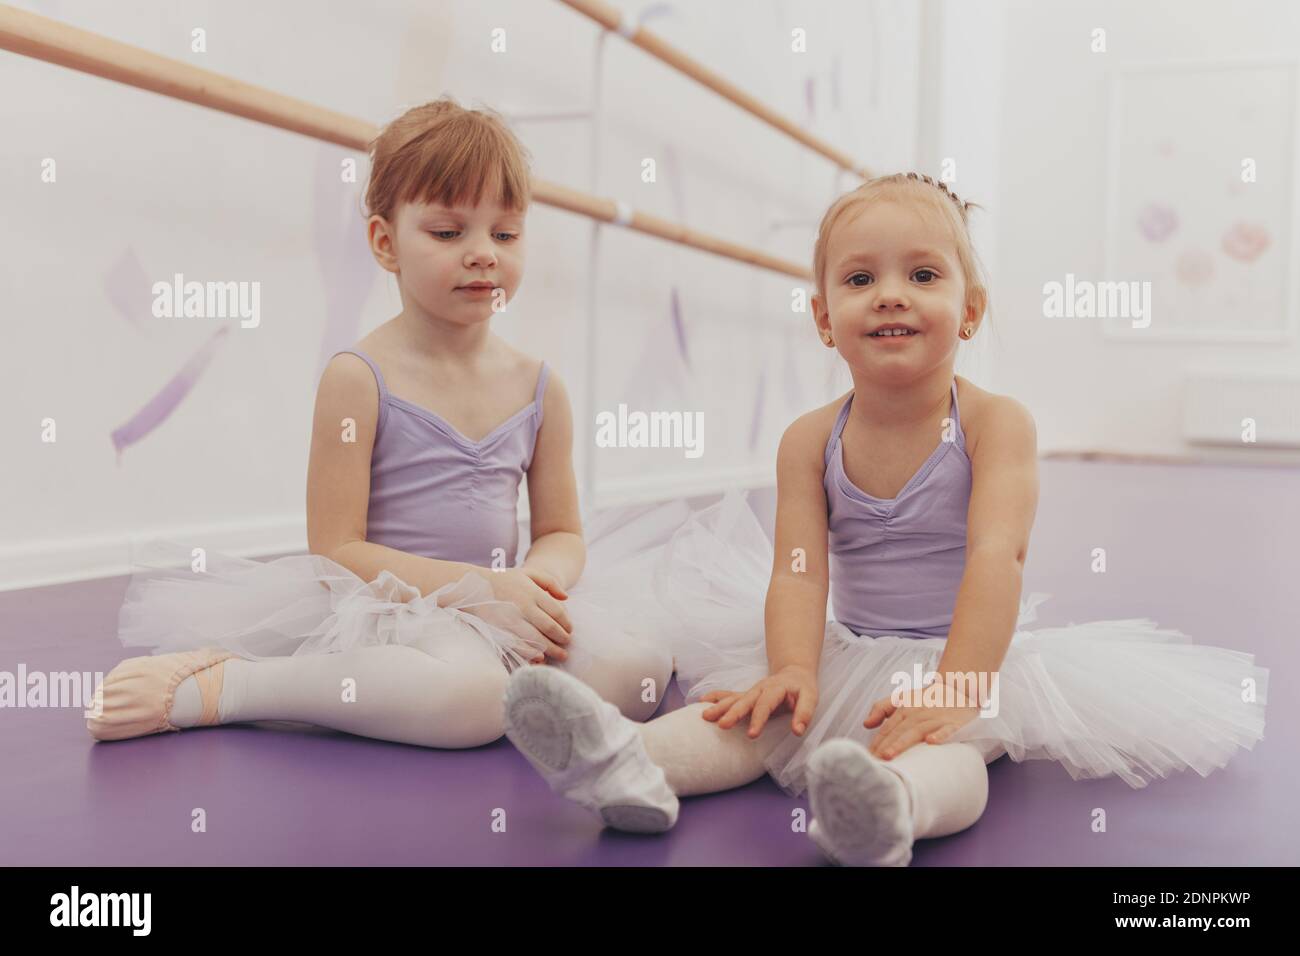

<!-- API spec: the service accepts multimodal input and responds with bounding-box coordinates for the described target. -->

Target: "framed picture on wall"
[1103,58,1300,342]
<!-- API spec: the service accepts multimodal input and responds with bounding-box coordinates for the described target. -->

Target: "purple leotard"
[823,378,969,639]
[333,348,548,568]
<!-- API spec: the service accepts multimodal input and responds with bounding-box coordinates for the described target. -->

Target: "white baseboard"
[0,515,307,593]
[1,468,781,594]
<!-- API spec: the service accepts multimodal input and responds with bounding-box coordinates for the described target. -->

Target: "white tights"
[174,618,673,748]
[638,702,1006,839]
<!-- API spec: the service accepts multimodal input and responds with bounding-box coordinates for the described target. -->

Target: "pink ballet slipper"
[87,647,234,741]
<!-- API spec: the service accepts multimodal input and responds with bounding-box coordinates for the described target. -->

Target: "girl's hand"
[478,567,572,663]
[698,665,818,739]
[863,684,981,760]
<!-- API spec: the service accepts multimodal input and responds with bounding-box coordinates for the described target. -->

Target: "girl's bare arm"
[764,411,834,678]
[521,369,585,591]
[932,395,1039,691]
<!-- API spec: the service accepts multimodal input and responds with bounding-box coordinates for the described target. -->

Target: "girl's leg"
[171,634,509,749]
[554,605,675,723]
[503,665,789,832]
[807,736,1005,865]
[637,701,788,796]
[885,738,1001,839]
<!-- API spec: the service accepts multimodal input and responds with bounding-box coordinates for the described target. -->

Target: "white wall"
[12,0,1292,591]
[0,0,924,588]
[983,0,1300,458]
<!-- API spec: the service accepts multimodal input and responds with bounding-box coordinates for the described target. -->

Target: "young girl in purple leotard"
[88,97,678,748]
[499,172,1270,865]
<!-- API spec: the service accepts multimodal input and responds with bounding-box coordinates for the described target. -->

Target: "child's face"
[813,199,969,377]
[378,196,526,324]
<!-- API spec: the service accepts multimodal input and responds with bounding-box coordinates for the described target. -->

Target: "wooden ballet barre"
[556,0,871,179]
[0,4,811,280]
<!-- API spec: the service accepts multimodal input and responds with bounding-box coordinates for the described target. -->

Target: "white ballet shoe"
[807,738,915,867]
[503,665,679,833]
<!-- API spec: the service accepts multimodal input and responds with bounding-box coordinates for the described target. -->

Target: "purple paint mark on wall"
[638,3,676,26]
[313,144,377,374]
[660,147,692,373]
[111,325,230,463]
[1136,203,1177,242]
[103,246,151,330]
[669,287,690,369]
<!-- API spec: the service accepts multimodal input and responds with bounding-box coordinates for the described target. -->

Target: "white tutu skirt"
[117,498,692,674]
[653,490,1270,796]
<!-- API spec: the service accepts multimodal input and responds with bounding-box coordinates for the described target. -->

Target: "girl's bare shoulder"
[955,375,1036,460]
[779,393,851,470]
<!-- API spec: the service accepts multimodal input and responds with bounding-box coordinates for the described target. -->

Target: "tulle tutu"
[653,489,1270,796]
[117,497,693,674]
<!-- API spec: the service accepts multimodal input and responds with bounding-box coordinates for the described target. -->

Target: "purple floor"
[2,458,1295,866]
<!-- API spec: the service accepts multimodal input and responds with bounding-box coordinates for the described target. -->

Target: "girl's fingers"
[926,724,955,744]
[717,691,759,730]
[537,592,573,637]
[525,609,569,660]
[519,622,563,664]
[875,718,946,759]
[879,723,935,759]
[524,568,569,601]
[701,693,738,720]
[863,698,894,727]
[748,686,784,738]
[792,690,817,736]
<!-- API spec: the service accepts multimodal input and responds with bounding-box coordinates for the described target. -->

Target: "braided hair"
[904,171,971,219]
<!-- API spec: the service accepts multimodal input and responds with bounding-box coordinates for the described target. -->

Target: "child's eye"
[848,272,873,286]
[914,269,938,283]
[430,230,459,240]
[494,232,519,242]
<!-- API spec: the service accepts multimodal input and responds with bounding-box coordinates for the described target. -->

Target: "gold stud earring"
[960,326,972,339]
[821,330,834,346]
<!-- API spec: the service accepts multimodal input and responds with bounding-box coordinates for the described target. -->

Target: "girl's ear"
[367,215,400,274]
[811,292,829,329]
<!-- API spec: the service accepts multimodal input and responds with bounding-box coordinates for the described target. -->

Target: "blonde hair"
[812,172,990,329]
[363,95,532,223]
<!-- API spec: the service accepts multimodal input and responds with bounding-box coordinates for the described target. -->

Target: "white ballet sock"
[168,673,205,727]
[637,701,786,796]
[169,657,251,729]
[890,738,993,839]
[503,666,679,832]
[807,739,915,866]
[806,738,993,866]
[167,641,509,749]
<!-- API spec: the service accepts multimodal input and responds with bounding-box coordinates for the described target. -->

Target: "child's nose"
[464,246,497,268]
[874,283,909,309]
